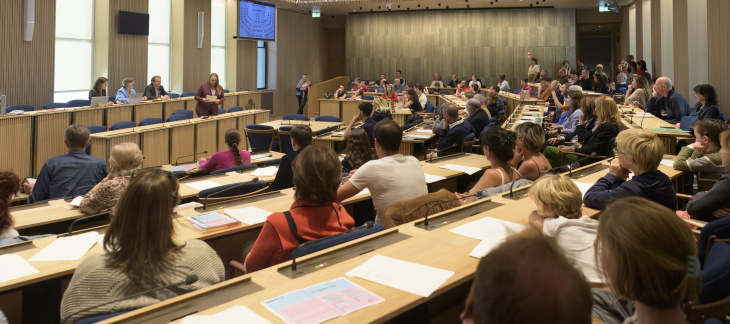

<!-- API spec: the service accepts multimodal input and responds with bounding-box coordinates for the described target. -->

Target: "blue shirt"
[115,87,136,103]
[30,150,107,203]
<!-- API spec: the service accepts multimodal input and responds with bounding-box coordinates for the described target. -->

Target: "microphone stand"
[505,166,549,200]
[428,143,458,163]
[290,221,375,271]
[176,151,208,165]
[423,191,484,228]
[203,177,261,211]
[59,275,199,324]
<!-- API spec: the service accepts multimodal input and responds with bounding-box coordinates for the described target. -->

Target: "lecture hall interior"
[1,0,730,323]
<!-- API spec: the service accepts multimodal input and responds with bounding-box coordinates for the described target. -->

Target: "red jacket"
[194,83,225,117]
[244,200,354,272]
[382,91,398,101]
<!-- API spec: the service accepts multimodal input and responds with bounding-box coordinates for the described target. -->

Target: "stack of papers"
[438,164,481,175]
[69,196,84,207]
[251,166,278,177]
[170,165,196,172]
[347,254,454,297]
[449,217,528,258]
[416,129,433,133]
[262,278,383,324]
[250,154,271,161]
[29,231,100,262]
[659,159,675,167]
[571,181,595,199]
[182,306,271,324]
[225,206,272,225]
[185,180,221,191]
[356,188,371,196]
[423,174,446,184]
[0,254,39,283]
[405,134,432,139]
[332,131,345,136]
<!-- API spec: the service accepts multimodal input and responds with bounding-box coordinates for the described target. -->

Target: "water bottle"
[534,114,541,125]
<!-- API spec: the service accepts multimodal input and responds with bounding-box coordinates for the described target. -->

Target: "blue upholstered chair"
[85,126,108,155]
[283,114,309,121]
[314,115,341,122]
[244,124,276,153]
[277,126,294,154]
[218,108,226,115]
[196,180,268,203]
[110,121,136,131]
[180,92,195,97]
[42,102,69,109]
[167,92,180,99]
[228,106,244,112]
[290,224,384,259]
[166,114,188,122]
[172,110,194,119]
[139,118,163,126]
[6,105,34,113]
[67,99,91,107]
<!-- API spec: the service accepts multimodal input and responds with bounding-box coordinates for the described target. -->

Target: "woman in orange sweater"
[244,145,355,273]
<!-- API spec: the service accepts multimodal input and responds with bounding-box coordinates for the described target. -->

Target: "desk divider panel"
[33,112,71,175]
[106,105,134,127]
[1,116,33,179]
[216,117,237,152]
[185,97,197,111]
[170,123,197,165]
[195,120,218,159]
[133,103,164,123]
[163,100,185,118]
[341,100,363,124]
[237,92,261,111]
[224,93,238,107]
[253,111,269,123]
[319,100,341,119]
[73,108,105,127]
[140,128,171,168]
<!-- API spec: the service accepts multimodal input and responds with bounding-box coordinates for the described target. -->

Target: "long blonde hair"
[207,73,222,94]
[108,143,144,177]
[595,96,621,125]
[634,75,651,103]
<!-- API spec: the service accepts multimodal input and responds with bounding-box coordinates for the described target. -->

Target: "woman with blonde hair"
[194,73,225,117]
[199,129,251,174]
[624,74,651,107]
[592,197,701,324]
[372,96,393,122]
[115,77,147,104]
[512,123,552,180]
[381,84,398,102]
[79,142,143,214]
[552,96,620,167]
[62,171,224,323]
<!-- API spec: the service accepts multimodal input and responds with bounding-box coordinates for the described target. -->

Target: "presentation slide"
[239,1,276,41]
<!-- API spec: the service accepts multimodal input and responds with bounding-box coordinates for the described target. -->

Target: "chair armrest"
[677,193,694,200]
[681,217,708,229]
[229,260,246,278]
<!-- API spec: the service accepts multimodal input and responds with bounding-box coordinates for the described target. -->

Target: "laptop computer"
[128,93,144,104]
[90,96,109,107]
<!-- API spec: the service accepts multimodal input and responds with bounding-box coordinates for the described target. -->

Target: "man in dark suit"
[465,98,490,137]
[432,103,475,158]
[143,75,170,100]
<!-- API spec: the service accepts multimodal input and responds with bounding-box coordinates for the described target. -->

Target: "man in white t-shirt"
[416,84,428,108]
[336,120,428,223]
[527,174,601,283]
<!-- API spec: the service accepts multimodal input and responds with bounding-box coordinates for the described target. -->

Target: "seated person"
[344,102,377,144]
[455,81,470,97]
[536,78,553,102]
[270,125,312,191]
[447,73,459,88]
[381,84,398,102]
[469,75,482,90]
[644,77,691,124]
[351,78,369,92]
[591,197,700,324]
[337,121,428,224]
[548,90,584,135]
[333,84,347,99]
[143,75,170,100]
[456,126,521,204]
[376,79,387,93]
[0,172,20,241]
[371,97,393,122]
[497,75,510,91]
[26,124,107,202]
[460,229,592,324]
[342,129,377,173]
[612,72,629,95]
[79,143,143,214]
[535,69,548,83]
[115,77,147,103]
[348,89,364,100]
[244,146,355,273]
[674,119,730,184]
[465,98,490,137]
[416,84,428,108]
[430,73,444,88]
[548,96,621,167]
[432,82,443,94]
[403,89,423,124]
[544,80,563,109]
[512,123,552,180]
[686,129,730,221]
[89,77,115,105]
[687,84,721,121]
[199,129,252,174]
[519,78,532,95]
[592,73,610,94]
[527,174,600,283]
[61,171,224,323]
[568,70,580,86]
[484,92,501,119]
[578,69,593,91]
[392,78,405,93]
[434,104,474,157]
[584,128,677,211]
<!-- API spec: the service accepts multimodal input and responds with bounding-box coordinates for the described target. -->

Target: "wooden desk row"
[0,91,268,180]
[103,158,686,324]
[618,106,691,154]
[89,110,270,168]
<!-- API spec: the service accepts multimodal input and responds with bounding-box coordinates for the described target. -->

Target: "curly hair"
[345,128,376,170]
[0,172,19,231]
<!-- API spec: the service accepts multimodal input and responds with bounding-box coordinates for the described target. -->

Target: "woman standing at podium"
[194,73,225,117]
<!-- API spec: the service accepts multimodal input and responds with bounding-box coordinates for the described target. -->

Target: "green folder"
[650,128,690,133]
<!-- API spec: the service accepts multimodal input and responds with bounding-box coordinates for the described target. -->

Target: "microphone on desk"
[423,191,484,228]
[60,275,199,324]
[202,177,260,211]
[428,143,458,163]
[548,153,597,177]
[290,221,375,271]
[508,166,549,198]
[175,151,208,165]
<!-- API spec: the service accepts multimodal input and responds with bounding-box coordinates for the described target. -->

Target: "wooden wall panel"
[672,0,689,101]
[183,0,211,93]
[236,40,258,91]
[0,0,55,109]
[635,0,643,60]
[327,29,347,80]
[346,9,576,91]
[708,0,730,117]
[308,76,350,118]
[650,0,662,76]
[0,117,33,179]
[108,0,149,96]
[274,10,328,116]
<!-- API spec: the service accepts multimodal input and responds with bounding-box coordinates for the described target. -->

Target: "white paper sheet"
[356,188,371,196]
[423,174,446,184]
[332,131,345,136]
[449,217,527,241]
[26,178,37,185]
[0,254,39,283]
[29,231,99,262]
[571,181,595,199]
[181,306,272,324]
[97,234,105,249]
[225,206,272,225]
[69,196,84,207]
[438,164,482,175]
[174,202,203,211]
[416,129,433,133]
[468,237,504,258]
[660,159,675,167]
[250,154,271,161]
[184,180,221,191]
[250,166,278,177]
[405,134,432,139]
[346,254,454,297]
